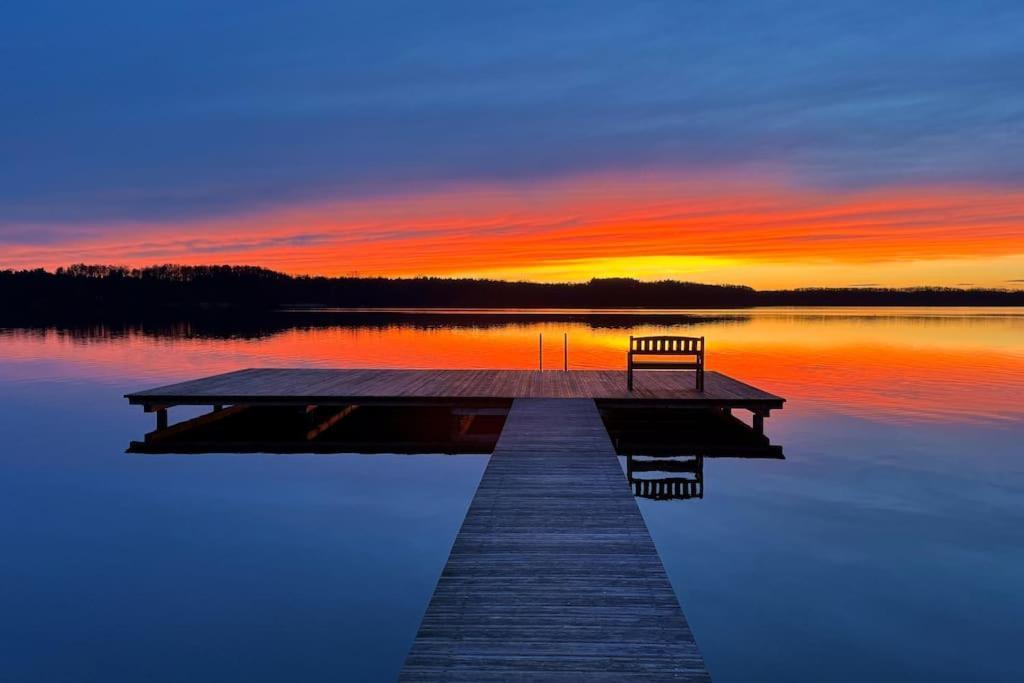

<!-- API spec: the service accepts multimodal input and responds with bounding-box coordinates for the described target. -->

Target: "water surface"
[2,307,1022,681]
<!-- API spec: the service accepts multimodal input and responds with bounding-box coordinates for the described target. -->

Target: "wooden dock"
[400,398,710,681]
[127,368,782,414]
[126,367,785,680]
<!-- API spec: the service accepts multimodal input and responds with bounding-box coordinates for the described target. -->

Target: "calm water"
[2,308,1023,681]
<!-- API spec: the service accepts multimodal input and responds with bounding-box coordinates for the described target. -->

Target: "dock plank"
[399,399,711,681]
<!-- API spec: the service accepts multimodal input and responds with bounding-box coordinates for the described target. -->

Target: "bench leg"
[627,366,634,391]
[696,368,704,392]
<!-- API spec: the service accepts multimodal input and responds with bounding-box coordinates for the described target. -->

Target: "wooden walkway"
[400,399,711,681]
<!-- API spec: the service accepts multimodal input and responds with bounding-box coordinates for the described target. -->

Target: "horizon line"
[6,263,1024,294]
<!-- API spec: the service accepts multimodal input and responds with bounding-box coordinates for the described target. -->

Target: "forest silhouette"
[2,264,1021,321]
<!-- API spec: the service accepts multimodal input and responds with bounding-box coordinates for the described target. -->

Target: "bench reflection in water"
[627,455,706,500]
[599,403,784,501]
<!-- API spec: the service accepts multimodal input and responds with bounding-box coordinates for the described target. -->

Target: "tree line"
[1,264,1021,318]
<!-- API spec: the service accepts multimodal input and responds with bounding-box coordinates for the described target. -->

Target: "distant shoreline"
[281,305,1024,313]
[2,264,1022,322]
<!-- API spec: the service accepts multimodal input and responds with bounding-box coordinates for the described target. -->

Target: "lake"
[2,307,1022,681]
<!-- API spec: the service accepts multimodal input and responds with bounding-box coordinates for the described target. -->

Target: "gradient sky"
[3,1,1024,287]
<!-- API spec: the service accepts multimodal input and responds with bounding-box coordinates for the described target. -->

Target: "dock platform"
[126,367,785,680]
[127,367,783,411]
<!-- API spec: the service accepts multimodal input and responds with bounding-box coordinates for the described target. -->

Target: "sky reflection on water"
[1,308,1022,681]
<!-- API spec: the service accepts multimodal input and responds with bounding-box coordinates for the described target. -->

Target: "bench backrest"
[629,335,703,355]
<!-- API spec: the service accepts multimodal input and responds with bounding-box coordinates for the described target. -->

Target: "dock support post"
[156,408,168,431]
[752,410,765,435]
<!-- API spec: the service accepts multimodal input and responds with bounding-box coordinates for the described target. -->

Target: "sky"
[2,0,1024,288]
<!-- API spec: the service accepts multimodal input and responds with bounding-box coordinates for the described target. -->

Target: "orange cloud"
[3,172,1024,287]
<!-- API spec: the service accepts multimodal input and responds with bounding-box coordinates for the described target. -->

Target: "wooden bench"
[627,335,704,391]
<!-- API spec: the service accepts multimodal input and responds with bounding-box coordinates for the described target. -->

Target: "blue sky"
[4,1,1023,224]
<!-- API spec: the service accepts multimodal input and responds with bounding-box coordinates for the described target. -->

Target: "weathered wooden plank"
[399,399,711,681]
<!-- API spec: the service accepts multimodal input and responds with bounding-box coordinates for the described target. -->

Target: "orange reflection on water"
[1,308,1022,424]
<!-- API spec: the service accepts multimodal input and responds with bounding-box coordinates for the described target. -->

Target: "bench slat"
[630,361,701,370]
[630,335,703,354]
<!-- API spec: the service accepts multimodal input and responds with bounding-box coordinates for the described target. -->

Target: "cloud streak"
[3,172,1023,287]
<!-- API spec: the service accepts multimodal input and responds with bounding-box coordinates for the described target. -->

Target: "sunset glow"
[4,174,1024,289]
